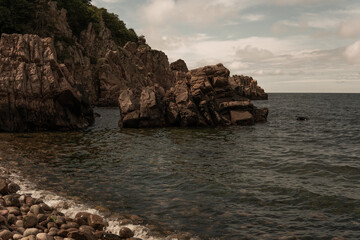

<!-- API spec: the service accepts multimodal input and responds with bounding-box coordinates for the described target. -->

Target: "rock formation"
[0,34,94,132]
[229,75,268,100]
[118,64,268,128]
[0,1,268,132]
[96,38,175,106]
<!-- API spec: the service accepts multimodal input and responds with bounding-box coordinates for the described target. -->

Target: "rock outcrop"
[95,38,175,106]
[0,34,94,132]
[118,64,268,128]
[229,75,268,100]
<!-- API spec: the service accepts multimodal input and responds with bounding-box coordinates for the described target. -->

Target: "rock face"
[0,34,94,132]
[118,64,268,128]
[229,75,268,100]
[96,39,175,106]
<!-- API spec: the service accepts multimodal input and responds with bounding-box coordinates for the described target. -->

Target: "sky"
[92,0,360,93]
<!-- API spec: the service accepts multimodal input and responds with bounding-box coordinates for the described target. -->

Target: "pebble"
[30,205,44,216]
[36,233,54,240]
[13,233,24,240]
[0,170,149,240]
[7,206,21,216]
[0,229,14,240]
[23,228,39,237]
[23,215,38,228]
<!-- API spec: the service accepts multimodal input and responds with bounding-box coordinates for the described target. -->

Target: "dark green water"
[0,93,360,239]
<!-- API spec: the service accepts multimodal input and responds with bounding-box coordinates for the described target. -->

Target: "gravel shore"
[0,168,140,240]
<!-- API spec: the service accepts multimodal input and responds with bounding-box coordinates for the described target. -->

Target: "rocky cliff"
[0,34,94,132]
[0,1,268,131]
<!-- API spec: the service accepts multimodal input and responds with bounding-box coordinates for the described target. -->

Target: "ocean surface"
[0,93,360,240]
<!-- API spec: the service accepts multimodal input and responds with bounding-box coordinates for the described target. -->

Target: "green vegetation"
[0,0,137,46]
[0,0,35,34]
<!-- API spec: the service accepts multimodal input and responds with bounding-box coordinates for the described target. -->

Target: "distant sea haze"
[1,93,359,239]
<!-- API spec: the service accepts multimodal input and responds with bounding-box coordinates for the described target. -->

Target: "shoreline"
[0,166,140,240]
[0,166,197,240]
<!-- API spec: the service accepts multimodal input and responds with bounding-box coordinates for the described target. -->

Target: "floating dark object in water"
[297,116,309,121]
[94,112,101,118]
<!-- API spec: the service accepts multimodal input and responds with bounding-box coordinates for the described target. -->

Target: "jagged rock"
[96,40,175,106]
[118,85,166,128]
[119,64,268,128]
[229,75,268,100]
[0,34,94,132]
[170,59,188,73]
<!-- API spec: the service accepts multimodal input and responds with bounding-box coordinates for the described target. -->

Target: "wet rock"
[21,206,30,213]
[296,116,309,121]
[118,227,134,239]
[37,214,47,223]
[39,204,52,212]
[100,233,121,240]
[57,230,69,238]
[67,231,95,240]
[0,178,8,194]
[7,183,20,194]
[87,215,106,231]
[23,215,38,228]
[74,213,91,224]
[30,205,44,216]
[23,228,39,237]
[7,207,21,216]
[25,197,35,206]
[55,216,66,226]
[78,226,94,234]
[66,222,79,229]
[3,195,21,207]
[230,111,254,125]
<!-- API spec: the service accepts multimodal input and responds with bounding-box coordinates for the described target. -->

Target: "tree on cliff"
[0,0,137,46]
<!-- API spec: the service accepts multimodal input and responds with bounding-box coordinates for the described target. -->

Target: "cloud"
[235,46,274,61]
[270,0,326,6]
[339,18,360,38]
[242,14,265,22]
[139,0,254,27]
[344,40,360,64]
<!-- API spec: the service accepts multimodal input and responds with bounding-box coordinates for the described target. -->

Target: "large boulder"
[0,34,94,132]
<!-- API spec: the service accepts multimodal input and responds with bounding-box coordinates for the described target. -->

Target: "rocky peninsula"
[0,1,268,132]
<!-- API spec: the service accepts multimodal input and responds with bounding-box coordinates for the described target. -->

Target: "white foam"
[5,169,169,240]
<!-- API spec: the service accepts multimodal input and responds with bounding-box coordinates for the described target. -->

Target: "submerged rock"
[0,34,94,132]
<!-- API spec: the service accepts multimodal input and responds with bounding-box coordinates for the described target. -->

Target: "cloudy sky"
[92,0,360,92]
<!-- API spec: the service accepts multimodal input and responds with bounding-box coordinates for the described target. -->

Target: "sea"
[0,93,359,240]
